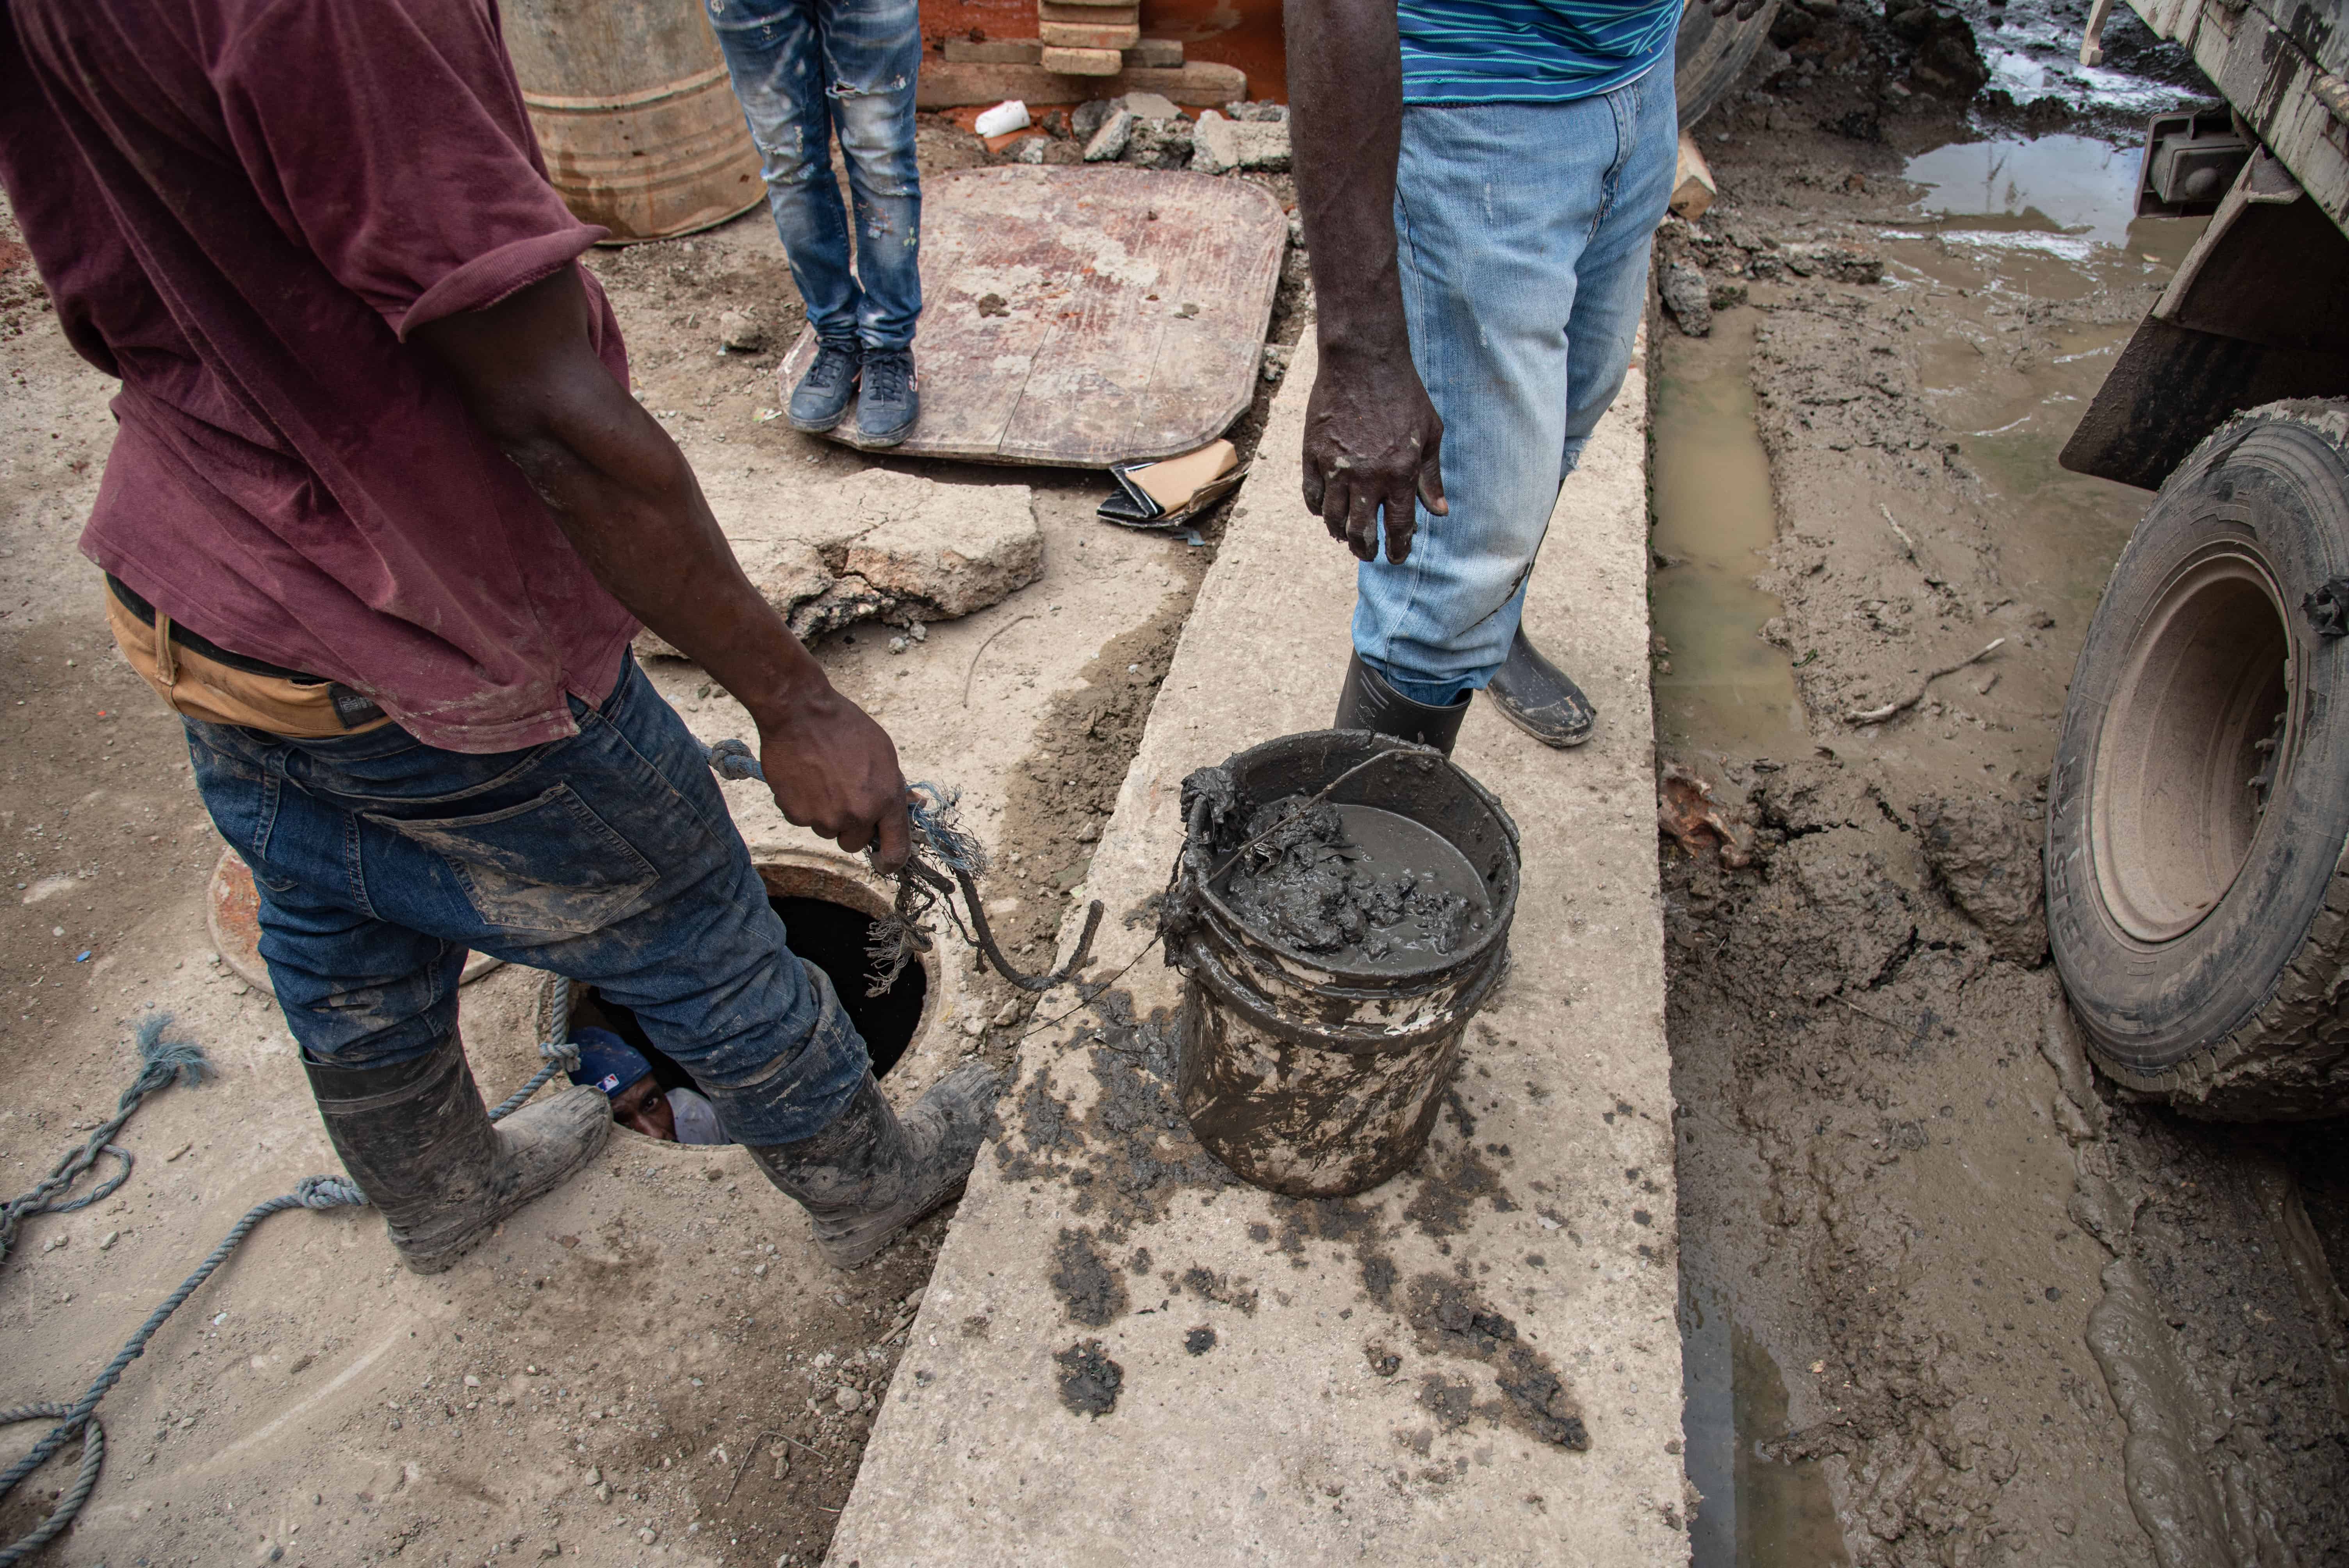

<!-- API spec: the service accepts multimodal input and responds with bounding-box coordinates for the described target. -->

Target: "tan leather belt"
[104,577,390,738]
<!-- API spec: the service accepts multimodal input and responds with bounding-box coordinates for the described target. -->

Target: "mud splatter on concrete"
[1053,1340,1124,1418]
[1179,1265,1259,1316]
[1050,1228,1129,1327]
[1406,1274,1590,1451]
[1184,1326,1217,1356]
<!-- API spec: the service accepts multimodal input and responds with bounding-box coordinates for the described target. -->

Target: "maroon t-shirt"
[0,0,641,750]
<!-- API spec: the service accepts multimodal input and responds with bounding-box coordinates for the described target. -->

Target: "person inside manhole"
[1289,0,1763,752]
[0,0,995,1276]
[570,1031,731,1146]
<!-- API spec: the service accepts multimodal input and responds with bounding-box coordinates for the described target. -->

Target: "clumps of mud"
[1406,1274,1591,1451]
[1054,1340,1124,1418]
[1183,1326,1217,1355]
[992,989,1237,1227]
[1050,1228,1129,1327]
[1216,795,1488,965]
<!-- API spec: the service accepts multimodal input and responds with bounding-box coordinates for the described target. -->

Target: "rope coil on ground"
[1,1003,573,1564]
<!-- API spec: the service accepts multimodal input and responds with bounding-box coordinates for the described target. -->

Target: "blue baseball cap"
[567,1026,653,1099]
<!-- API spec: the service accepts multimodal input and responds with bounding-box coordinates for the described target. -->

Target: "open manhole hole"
[581,860,932,1099]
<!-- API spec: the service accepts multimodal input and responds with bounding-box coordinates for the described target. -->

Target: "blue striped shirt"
[1399,0,1681,104]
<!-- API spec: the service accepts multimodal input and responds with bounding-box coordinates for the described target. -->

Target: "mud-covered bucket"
[1164,730,1520,1197]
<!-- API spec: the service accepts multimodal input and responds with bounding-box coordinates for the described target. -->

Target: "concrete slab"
[832,331,1690,1564]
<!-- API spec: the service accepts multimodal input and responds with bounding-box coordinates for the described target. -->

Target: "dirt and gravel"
[1654,2,2349,1561]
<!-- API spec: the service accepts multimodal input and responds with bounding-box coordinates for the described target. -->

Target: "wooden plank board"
[779,166,1285,467]
[913,59,1246,107]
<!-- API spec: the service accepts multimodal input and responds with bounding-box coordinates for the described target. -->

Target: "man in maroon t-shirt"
[0,0,994,1274]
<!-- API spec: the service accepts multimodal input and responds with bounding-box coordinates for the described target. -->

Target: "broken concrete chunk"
[1190,111,1291,176]
[1659,262,1713,337]
[845,490,1044,620]
[1221,99,1287,123]
[718,310,767,353]
[1071,99,1117,139]
[1121,116,1192,170]
[1117,91,1180,121]
[1780,243,1884,284]
[1084,109,1135,162]
[638,469,1043,658]
[1912,791,2047,964]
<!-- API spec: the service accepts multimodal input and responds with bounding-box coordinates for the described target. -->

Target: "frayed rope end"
[134,1012,214,1089]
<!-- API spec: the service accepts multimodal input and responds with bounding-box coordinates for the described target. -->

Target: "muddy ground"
[1655,2,2349,1563]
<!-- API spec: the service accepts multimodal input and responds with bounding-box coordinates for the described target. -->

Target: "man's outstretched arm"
[1285,0,1447,564]
[414,266,912,871]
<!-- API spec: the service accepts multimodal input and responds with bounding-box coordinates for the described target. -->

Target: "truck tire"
[2046,400,2349,1119]
[1675,0,1780,131]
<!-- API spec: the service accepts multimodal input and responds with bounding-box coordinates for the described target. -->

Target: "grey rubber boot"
[303,1036,611,1276]
[1335,651,1472,755]
[1485,627,1597,748]
[745,1062,1002,1269]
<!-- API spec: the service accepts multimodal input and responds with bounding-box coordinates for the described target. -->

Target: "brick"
[1041,19,1141,48]
[1040,45,1125,74]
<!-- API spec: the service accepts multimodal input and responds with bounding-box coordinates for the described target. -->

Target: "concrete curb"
[832,330,1688,1564]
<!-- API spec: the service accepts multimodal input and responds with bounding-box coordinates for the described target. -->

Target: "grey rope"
[2,1000,577,1565]
[0,1014,210,1268]
[702,741,1104,995]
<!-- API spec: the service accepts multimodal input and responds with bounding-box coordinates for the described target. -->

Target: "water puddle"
[1902,134,2142,247]
[1681,1278,1852,1567]
[1649,311,1807,758]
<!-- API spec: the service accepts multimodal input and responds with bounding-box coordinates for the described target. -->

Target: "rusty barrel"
[1164,731,1519,1197]
[502,0,765,242]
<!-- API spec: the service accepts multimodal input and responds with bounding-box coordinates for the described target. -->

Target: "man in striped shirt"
[1290,0,1756,752]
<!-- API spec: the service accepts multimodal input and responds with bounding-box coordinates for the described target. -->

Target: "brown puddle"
[1649,310,1807,759]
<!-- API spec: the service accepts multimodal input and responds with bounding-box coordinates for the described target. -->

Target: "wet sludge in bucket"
[1164,731,1520,1197]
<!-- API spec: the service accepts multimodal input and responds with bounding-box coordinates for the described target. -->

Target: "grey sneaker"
[789,338,862,433]
[856,347,920,447]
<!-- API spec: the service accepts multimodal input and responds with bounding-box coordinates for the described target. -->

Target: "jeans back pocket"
[367,785,660,936]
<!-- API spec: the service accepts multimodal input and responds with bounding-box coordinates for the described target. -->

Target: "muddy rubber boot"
[303,1037,611,1276]
[1484,628,1597,748]
[745,1062,1001,1269]
[1334,652,1472,755]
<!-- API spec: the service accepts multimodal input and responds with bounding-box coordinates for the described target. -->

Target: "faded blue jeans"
[185,654,870,1146]
[707,0,923,351]
[1354,54,1679,706]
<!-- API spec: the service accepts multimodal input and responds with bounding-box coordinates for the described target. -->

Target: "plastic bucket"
[1164,730,1519,1197]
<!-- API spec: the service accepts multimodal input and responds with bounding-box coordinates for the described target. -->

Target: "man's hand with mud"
[1302,347,1449,563]
[1285,0,1452,565]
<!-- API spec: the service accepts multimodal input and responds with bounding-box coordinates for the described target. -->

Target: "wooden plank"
[914,59,1246,107]
[778,166,1285,467]
[1670,132,1716,219]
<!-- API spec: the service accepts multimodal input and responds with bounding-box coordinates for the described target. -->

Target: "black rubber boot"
[1485,627,1597,748]
[1334,652,1472,755]
[303,1036,611,1275]
[745,1062,1001,1269]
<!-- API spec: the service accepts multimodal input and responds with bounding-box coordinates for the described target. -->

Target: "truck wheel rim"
[2089,543,2297,944]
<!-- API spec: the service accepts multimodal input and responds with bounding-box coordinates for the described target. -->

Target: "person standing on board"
[707,0,926,446]
[1288,0,1760,753]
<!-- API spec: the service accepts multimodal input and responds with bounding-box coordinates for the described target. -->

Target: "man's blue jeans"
[185,654,870,1146]
[1354,55,1679,707]
[707,0,923,352]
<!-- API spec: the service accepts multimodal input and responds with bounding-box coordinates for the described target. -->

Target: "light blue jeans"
[1355,55,1679,706]
[706,0,923,352]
